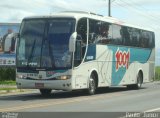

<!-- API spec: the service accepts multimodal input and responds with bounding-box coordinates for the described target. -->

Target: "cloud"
[0,0,106,22]
[0,0,159,50]
[0,7,35,22]
[129,0,160,6]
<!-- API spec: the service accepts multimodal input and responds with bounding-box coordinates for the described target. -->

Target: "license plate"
[35,83,44,88]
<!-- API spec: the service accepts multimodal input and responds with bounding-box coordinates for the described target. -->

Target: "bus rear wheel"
[39,89,52,96]
[127,72,143,90]
[87,74,96,95]
[136,72,143,89]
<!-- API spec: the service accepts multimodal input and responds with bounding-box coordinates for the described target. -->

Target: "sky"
[0,0,159,65]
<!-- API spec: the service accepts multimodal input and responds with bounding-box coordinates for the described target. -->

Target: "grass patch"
[0,88,17,91]
[0,80,16,85]
[155,66,160,81]
[0,68,16,81]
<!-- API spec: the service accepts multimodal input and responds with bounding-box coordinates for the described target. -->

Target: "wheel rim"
[137,74,142,88]
[89,78,95,94]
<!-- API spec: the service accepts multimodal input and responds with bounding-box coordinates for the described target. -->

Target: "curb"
[0,85,16,88]
[0,89,38,96]
[0,89,24,94]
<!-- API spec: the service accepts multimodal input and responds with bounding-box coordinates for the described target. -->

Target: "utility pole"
[108,0,111,17]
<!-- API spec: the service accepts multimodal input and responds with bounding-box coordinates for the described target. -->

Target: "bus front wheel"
[39,89,52,96]
[87,75,96,95]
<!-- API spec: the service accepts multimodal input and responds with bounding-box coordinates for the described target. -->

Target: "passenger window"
[74,18,87,67]
[76,18,87,46]
[148,32,154,48]
[89,20,112,45]
[121,26,130,46]
[140,31,149,48]
[112,25,122,45]
[89,19,98,44]
[130,28,140,47]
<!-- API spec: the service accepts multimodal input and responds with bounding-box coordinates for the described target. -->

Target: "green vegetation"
[155,66,160,81]
[0,80,16,85]
[0,88,26,94]
[0,68,16,81]
[0,88,17,91]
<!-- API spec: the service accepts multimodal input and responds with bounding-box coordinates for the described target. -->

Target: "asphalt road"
[0,81,160,117]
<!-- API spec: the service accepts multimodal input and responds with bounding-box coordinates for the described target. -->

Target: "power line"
[113,1,159,22]
[104,0,160,30]
[119,0,160,22]
[111,0,116,3]
[112,4,156,30]
[112,1,160,30]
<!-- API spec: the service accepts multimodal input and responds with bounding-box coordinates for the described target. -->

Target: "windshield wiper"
[28,38,36,66]
[48,39,56,68]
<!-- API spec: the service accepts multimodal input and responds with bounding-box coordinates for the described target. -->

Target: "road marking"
[0,93,122,112]
[144,107,160,112]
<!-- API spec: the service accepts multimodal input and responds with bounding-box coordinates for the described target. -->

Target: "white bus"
[16,11,155,96]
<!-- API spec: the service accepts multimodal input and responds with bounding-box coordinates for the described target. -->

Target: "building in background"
[0,23,20,66]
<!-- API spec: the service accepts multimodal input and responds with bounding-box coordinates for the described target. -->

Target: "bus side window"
[74,18,87,67]
[77,18,87,46]
[121,26,130,46]
[97,22,112,44]
[88,19,100,44]
[89,20,112,45]
[140,31,149,48]
[151,32,155,48]
[112,25,122,45]
[148,32,154,48]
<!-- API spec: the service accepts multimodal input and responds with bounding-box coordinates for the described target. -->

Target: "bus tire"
[87,74,96,95]
[136,72,143,89]
[127,72,143,90]
[39,89,52,96]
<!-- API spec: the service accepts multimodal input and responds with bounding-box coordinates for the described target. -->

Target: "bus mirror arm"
[17,33,20,37]
[16,33,20,43]
[69,32,77,52]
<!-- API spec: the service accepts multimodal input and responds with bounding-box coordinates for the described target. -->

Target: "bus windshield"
[17,18,75,69]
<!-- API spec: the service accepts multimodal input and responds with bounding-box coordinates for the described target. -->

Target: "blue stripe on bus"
[85,44,96,62]
[107,46,152,86]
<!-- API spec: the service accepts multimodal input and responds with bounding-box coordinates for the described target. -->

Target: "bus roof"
[24,11,154,32]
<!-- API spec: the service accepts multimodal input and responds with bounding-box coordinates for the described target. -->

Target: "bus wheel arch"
[87,70,99,95]
[127,70,143,90]
[138,70,143,83]
[91,70,98,88]
[137,70,143,89]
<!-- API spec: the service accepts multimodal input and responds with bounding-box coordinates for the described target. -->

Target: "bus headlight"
[16,74,27,79]
[56,75,71,80]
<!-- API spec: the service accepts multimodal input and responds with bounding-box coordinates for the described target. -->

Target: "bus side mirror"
[16,33,20,40]
[69,32,77,52]
[15,33,20,53]
[15,33,20,43]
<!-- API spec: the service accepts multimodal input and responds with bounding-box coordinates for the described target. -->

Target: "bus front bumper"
[16,78,72,91]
